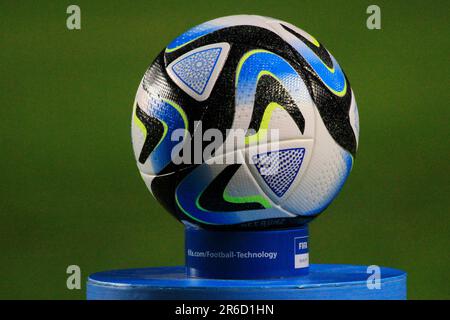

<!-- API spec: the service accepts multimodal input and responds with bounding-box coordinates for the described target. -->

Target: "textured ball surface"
[131,15,359,229]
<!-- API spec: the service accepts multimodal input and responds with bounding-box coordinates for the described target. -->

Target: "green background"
[0,0,448,299]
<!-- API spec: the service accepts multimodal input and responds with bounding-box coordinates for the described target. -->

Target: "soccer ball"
[131,15,359,229]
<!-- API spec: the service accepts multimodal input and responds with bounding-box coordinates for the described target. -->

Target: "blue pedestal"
[87,264,407,300]
[185,225,309,279]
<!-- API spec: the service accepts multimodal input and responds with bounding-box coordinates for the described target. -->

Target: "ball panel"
[281,109,353,216]
[221,158,274,210]
[245,139,314,204]
[233,49,316,144]
[252,148,306,197]
[349,89,360,148]
[166,42,231,101]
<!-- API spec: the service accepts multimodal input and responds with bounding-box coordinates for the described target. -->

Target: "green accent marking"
[309,35,320,48]
[133,102,147,137]
[327,78,347,97]
[165,35,205,53]
[154,120,168,150]
[295,34,334,73]
[133,99,189,159]
[162,98,189,139]
[239,64,298,144]
[193,174,272,210]
[235,45,345,97]
[175,168,271,225]
[319,49,335,74]
[256,70,279,82]
[223,191,272,209]
[235,49,271,85]
[245,70,287,144]
[324,62,335,73]
[175,191,216,225]
[245,102,283,145]
[195,187,209,212]
[237,63,289,145]
[133,101,169,152]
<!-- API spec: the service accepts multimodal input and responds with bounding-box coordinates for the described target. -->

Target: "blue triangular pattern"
[171,47,222,95]
[252,148,305,197]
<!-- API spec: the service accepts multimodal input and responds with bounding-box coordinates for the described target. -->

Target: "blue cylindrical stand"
[87,225,407,300]
[185,225,309,279]
[87,264,406,299]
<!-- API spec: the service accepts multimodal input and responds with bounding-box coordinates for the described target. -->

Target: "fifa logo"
[294,237,309,269]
